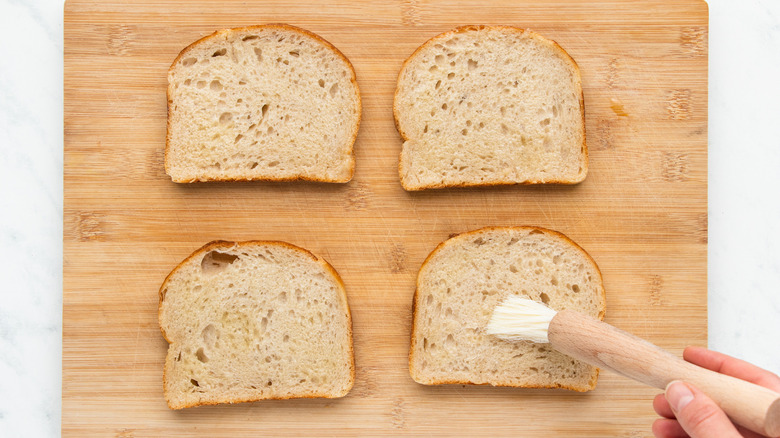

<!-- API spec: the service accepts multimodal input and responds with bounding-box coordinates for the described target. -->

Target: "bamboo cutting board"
[63,0,708,436]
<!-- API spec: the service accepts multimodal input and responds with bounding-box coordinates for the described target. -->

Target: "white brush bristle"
[487,296,558,343]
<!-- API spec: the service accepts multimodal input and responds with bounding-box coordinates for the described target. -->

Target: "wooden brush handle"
[548,310,780,437]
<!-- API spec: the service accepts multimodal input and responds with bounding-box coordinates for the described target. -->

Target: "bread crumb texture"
[409,227,605,391]
[395,26,586,190]
[166,25,360,183]
[159,241,354,409]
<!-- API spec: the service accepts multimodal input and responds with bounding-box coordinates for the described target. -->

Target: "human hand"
[652,346,780,438]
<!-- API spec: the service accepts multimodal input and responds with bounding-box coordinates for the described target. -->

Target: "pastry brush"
[487,295,780,437]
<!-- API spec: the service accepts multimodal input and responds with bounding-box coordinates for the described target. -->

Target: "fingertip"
[652,418,688,438]
[665,381,694,412]
[682,345,711,363]
[671,383,741,437]
[683,345,706,354]
[653,393,675,418]
[651,418,666,438]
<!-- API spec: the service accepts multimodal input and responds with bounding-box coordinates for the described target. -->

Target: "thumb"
[665,380,742,438]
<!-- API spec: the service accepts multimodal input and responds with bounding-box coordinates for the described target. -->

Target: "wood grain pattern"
[63,0,708,436]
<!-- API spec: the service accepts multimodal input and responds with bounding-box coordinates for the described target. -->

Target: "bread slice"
[166,25,361,183]
[158,241,354,409]
[409,227,605,391]
[394,25,587,190]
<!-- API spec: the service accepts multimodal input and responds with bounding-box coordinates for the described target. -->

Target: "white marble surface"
[0,0,778,436]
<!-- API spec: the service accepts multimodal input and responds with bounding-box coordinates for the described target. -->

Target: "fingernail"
[665,381,694,412]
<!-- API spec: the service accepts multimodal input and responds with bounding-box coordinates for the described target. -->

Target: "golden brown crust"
[166,24,361,184]
[408,226,606,390]
[159,240,354,409]
[393,25,587,191]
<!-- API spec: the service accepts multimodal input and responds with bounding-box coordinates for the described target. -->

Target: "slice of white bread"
[158,241,354,409]
[166,25,361,183]
[409,227,605,390]
[394,25,587,190]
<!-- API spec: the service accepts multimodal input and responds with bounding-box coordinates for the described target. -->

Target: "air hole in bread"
[461,128,468,136]
[429,65,438,73]
[283,334,289,343]
[201,324,217,345]
[509,264,518,273]
[190,378,200,387]
[260,316,268,334]
[201,251,239,276]
[329,83,339,97]
[242,35,259,41]
[195,347,209,363]
[210,80,222,91]
[551,277,559,286]
[278,291,287,302]
[289,50,300,57]
[540,292,550,305]
[268,160,280,167]
[219,112,233,124]
[261,103,269,118]
[434,54,444,64]
[447,72,455,80]
[196,81,206,89]
[501,123,509,134]
[553,255,561,264]
[426,295,433,305]
[572,284,580,293]
[467,59,477,71]
[181,57,197,67]
[441,103,448,110]
[318,79,325,88]
[445,334,455,347]
[212,48,227,57]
